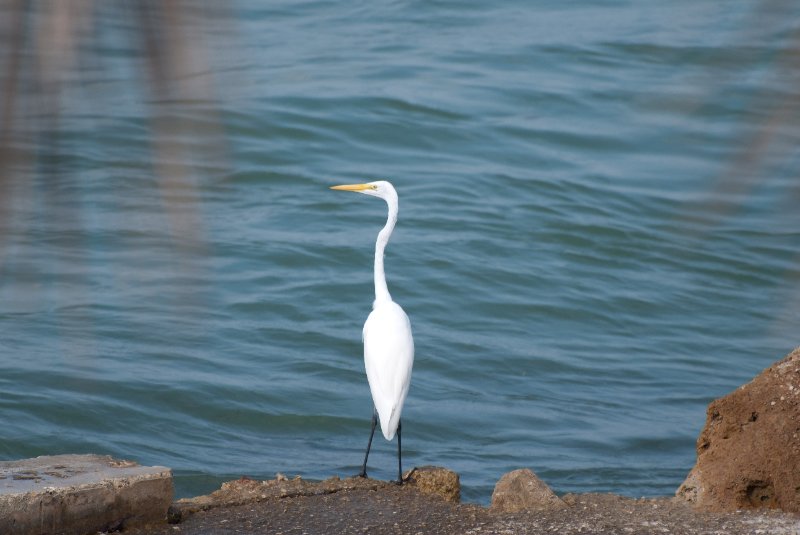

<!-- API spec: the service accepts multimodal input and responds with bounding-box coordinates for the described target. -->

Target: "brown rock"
[403,465,460,503]
[169,473,386,521]
[677,347,800,512]
[170,467,460,522]
[490,468,566,513]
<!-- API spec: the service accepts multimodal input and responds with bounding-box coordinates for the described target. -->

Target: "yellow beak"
[330,183,375,192]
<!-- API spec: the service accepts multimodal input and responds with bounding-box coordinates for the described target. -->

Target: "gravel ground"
[124,482,800,535]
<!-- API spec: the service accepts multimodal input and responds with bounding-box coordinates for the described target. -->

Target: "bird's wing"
[363,301,414,440]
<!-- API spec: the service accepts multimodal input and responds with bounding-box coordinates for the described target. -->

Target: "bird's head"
[330,180,397,203]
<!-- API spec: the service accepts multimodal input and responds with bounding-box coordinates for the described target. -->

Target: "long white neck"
[374,192,398,305]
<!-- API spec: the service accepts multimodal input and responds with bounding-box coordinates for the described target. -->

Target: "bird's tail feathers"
[379,404,399,441]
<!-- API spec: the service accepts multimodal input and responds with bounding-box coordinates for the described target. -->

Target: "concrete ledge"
[0,454,172,535]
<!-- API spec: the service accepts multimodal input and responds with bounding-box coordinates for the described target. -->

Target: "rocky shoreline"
[122,469,799,535]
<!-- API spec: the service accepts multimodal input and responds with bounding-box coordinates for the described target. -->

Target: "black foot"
[356,471,368,479]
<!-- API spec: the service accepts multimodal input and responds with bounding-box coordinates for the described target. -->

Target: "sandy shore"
[123,473,800,535]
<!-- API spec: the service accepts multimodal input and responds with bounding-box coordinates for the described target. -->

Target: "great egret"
[330,180,415,484]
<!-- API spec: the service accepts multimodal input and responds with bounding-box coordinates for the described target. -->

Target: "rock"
[490,468,566,513]
[0,454,173,534]
[171,472,397,522]
[677,347,800,512]
[403,466,460,503]
[171,467,461,523]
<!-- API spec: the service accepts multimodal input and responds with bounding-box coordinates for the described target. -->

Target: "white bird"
[330,180,414,484]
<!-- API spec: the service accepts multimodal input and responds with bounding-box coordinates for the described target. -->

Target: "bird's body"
[364,299,413,440]
[330,180,414,482]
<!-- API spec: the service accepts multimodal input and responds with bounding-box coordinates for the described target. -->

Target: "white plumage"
[364,299,414,440]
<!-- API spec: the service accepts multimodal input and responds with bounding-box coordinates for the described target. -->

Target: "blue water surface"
[0,0,798,503]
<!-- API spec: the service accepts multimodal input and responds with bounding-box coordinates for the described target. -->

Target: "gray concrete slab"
[0,454,172,535]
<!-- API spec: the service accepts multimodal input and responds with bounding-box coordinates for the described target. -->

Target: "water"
[1,1,799,503]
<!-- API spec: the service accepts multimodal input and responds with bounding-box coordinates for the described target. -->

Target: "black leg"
[396,419,403,485]
[358,409,378,478]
